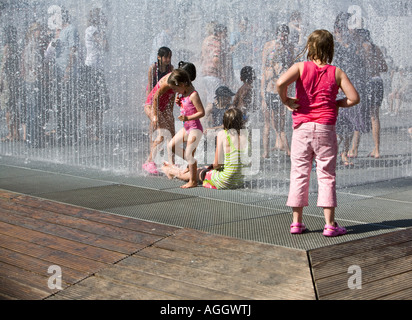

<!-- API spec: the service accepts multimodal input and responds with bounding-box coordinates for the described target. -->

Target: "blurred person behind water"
[21,22,50,148]
[230,17,253,88]
[83,7,110,142]
[200,23,233,127]
[261,23,294,158]
[53,7,80,146]
[0,25,21,142]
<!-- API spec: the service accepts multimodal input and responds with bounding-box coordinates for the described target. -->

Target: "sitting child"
[162,108,247,190]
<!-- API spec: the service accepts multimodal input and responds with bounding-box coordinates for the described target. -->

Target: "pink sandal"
[143,161,158,174]
[323,223,347,237]
[290,222,306,234]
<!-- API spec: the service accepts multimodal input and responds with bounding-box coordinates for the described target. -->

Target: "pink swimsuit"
[180,93,203,133]
[145,79,175,112]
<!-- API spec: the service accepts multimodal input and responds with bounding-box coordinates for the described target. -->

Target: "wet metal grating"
[39,184,195,210]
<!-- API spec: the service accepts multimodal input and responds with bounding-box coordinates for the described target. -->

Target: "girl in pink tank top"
[276,29,360,237]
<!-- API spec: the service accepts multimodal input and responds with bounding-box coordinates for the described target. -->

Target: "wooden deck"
[309,228,412,300]
[2,188,411,301]
[0,189,315,300]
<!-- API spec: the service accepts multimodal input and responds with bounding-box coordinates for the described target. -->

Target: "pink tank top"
[145,77,175,112]
[180,93,203,133]
[293,61,339,128]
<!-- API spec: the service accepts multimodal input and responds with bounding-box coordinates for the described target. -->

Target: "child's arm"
[178,91,205,122]
[335,68,360,108]
[151,81,173,126]
[146,64,155,96]
[212,130,225,169]
[276,62,302,111]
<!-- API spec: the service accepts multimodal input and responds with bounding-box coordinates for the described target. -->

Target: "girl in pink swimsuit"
[163,69,205,189]
[143,62,197,175]
[143,73,176,174]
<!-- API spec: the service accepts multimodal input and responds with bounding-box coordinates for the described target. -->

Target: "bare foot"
[1,135,12,142]
[367,150,380,159]
[262,151,270,159]
[180,181,198,189]
[347,151,357,158]
[341,153,353,166]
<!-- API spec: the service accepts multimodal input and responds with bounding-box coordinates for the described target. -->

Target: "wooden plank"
[377,287,412,300]
[315,254,412,299]
[120,247,315,300]
[309,229,412,300]
[0,190,17,200]
[0,208,143,254]
[0,207,162,253]
[141,240,313,286]
[95,264,250,300]
[310,229,412,263]
[0,233,108,273]
[323,269,412,300]
[0,277,52,300]
[0,221,125,264]
[0,261,63,297]
[119,255,285,300]
[0,247,86,284]
[0,202,164,245]
[311,240,412,280]
[11,193,180,236]
[48,276,182,300]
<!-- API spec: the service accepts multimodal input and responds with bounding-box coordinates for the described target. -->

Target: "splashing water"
[0,0,411,195]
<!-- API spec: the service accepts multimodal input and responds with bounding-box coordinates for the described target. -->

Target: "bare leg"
[262,110,270,158]
[180,161,198,189]
[2,112,12,141]
[273,107,290,156]
[348,131,360,158]
[146,134,164,163]
[292,207,303,224]
[369,106,380,158]
[180,130,202,189]
[324,207,335,226]
[168,128,186,165]
[279,131,291,156]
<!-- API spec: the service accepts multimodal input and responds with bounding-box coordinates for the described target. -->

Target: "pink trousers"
[286,122,338,208]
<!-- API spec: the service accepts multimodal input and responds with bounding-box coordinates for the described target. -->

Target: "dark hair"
[88,8,106,27]
[61,7,71,24]
[334,12,351,32]
[214,24,227,36]
[356,28,371,43]
[167,69,191,87]
[158,47,172,59]
[306,29,334,64]
[276,24,289,36]
[178,61,197,81]
[223,108,244,134]
[290,11,301,22]
[240,66,255,82]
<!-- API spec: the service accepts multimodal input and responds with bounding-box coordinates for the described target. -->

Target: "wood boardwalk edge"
[0,189,317,300]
